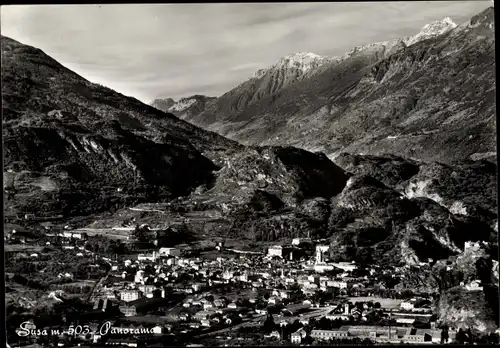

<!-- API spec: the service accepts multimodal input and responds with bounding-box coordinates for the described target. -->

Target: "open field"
[74,228,131,240]
[4,244,45,253]
[62,280,97,287]
[348,296,402,309]
[222,288,258,302]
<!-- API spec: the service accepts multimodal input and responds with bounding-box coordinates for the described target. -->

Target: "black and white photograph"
[1,2,498,347]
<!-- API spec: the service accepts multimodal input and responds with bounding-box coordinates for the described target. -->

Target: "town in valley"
[5,217,494,347]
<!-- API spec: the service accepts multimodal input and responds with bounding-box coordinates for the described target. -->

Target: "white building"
[239,272,249,282]
[465,280,483,291]
[222,270,233,280]
[59,231,84,239]
[134,270,145,283]
[192,283,204,292]
[328,280,348,289]
[138,284,156,298]
[137,251,157,262]
[326,313,350,321]
[315,245,330,264]
[292,238,311,246]
[314,264,334,273]
[268,245,283,258]
[120,290,142,302]
[400,299,417,311]
[151,326,163,335]
[308,275,320,284]
[159,247,180,257]
[331,262,357,272]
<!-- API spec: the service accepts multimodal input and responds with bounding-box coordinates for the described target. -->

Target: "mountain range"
[152,9,495,165]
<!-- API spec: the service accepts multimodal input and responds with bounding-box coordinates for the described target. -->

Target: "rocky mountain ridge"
[150,94,216,120]
[172,8,494,166]
[154,17,458,124]
[150,97,175,112]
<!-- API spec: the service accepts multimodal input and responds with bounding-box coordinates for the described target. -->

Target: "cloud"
[1,2,492,102]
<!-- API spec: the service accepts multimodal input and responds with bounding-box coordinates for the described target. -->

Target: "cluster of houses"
[8,218,491,347]
[82,238,446,345]
[101,248,365,315]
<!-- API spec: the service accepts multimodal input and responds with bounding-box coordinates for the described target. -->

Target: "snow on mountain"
[274,52,336,73]
[250,52,337,81]
[150,97,175,112]
[171,97,197,112]
[404,17,458,46]
[339,38,403,61]
[249,17,458,83]
[150,95,214,113]
[252,68,267,79]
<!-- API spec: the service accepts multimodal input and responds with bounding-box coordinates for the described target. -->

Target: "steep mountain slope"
[181,8,495,165]
[326,173,494,266]
[204,52,337,118]
[150,51,337,121]
[1,36,240,217]
[180,17,458,129]
[150,97,175,112]
[150,95,216,120]
[206,146,349,209]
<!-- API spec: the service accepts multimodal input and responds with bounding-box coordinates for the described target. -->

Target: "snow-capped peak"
[404,17,457,46]
[249,17,458,81]
[275,52,331,73]
[283,52,323,60]
[251,52,333,78]
[170,97,197,112]
[421,17,457,35]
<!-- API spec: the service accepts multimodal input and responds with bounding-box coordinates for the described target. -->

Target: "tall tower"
[315,246,323,264]
[315,245,329,264]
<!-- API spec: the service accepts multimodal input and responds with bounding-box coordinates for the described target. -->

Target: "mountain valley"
[2,5,498,340]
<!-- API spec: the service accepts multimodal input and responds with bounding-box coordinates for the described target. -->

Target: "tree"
[133,224,150,243]
[456,328,466,345]
[441,327,449,344]
[466,328,473,344]
[262,314,276,334]
[487,333,499,345]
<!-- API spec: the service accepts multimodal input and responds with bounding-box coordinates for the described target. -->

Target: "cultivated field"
[74,228,131,240]
[4,244,45,253]
[348,296,402,309]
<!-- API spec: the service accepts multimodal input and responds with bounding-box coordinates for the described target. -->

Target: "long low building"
[311,326,435,343]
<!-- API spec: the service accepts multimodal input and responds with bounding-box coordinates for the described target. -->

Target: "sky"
[1,2,492,103]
